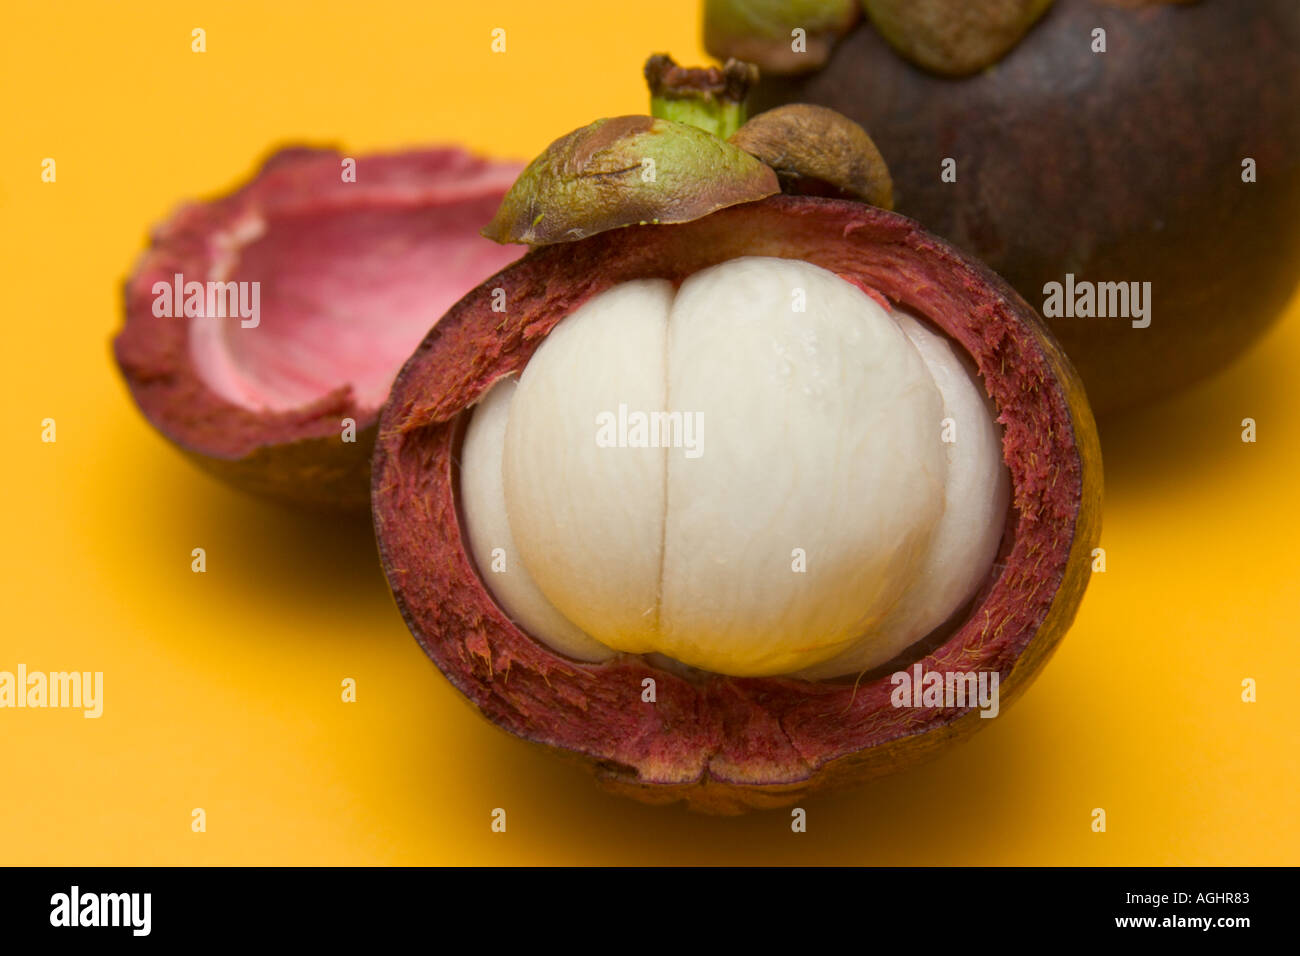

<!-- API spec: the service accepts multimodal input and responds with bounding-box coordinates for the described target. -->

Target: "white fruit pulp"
[459,256,1009,678]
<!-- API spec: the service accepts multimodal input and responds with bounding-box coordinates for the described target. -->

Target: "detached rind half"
[373,196,1101,813]
[114,147,523,509]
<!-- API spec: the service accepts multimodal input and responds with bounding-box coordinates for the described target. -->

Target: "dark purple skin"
[755,0,1300,415]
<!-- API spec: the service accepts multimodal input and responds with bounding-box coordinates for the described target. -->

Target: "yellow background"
[2,1,1296,865]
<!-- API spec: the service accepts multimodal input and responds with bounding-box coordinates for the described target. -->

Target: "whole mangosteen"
[713,0,1300,415]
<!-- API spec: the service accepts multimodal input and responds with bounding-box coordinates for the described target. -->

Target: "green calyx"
[481,115,779,246]
[483,52,896,248]
[703,0,1060,78]
[703,0,861,75]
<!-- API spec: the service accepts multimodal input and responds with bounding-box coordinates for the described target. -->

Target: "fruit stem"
[644,53,757,140]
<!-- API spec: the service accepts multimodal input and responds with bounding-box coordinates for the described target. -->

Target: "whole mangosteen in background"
[722,0,1300,415]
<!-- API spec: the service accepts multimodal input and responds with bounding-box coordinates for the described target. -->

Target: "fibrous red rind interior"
[114,147,524,459]
[373,195,1094,789]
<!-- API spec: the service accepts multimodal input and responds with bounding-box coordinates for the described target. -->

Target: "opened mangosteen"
[113,147,524,509]
[372,59,1102,812]
[726,0,1300,415]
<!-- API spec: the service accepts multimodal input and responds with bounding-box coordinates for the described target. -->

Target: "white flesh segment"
[502,280,673,653]
[459,376,615,662]
[656,257,946,676]
[798,310,1010,678]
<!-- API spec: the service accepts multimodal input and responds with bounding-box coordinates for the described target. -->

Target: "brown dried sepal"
[644,53,758,105]
[731,104,894,209]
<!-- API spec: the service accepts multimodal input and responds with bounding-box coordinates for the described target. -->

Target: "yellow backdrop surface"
[1,1,1296,865]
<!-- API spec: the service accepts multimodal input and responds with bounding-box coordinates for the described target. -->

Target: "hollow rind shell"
[113,147,523,510]
[373,195,1102,813]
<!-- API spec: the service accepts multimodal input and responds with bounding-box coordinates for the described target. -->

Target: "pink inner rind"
[373,196,1094,789]
[114,147,524,458]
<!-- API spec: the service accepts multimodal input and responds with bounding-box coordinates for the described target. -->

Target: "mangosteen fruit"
[372,68,1102,811]
[736,0,1300,415]
[113,146,525,509]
